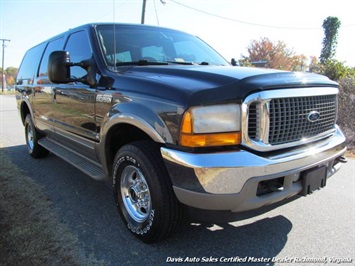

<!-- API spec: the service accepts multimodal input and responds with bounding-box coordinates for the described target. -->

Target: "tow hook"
[338,156,347,163]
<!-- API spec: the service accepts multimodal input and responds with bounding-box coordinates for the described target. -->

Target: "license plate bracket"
[300,166,327,196]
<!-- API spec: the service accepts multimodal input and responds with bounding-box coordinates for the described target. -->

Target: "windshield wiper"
[165,60,194,65]
[166,60,211,65]
[115,60,214,66]
[116,60,168,66]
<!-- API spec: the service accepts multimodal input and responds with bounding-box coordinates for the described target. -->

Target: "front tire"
[24,114,49,158]
[113,141,185,243]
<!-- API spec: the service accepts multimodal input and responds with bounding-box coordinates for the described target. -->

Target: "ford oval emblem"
[307,111,321,122]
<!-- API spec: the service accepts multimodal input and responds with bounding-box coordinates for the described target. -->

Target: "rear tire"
[24,114,49,158]
[113,141,185,243]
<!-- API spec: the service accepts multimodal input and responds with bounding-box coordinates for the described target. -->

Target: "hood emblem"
[307,111,321,122]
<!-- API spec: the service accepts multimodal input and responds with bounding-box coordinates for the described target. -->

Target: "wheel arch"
[19,100,33,126]
[98,114,167,178]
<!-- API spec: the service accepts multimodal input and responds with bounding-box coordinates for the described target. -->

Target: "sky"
[1,0,355,69]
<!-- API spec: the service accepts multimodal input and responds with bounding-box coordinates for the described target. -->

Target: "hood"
[119,65,338,106]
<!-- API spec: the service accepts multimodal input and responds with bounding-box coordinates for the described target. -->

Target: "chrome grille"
[248,103,258,139]
[267,95,337,145]
[244,87,339,151]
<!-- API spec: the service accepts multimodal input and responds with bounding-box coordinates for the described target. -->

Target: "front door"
[51,30,98,161]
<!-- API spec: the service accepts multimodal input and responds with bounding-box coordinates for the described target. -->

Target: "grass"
[0,148,106,266]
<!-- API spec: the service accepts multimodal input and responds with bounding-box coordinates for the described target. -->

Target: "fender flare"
[19,97,34,125]
[97,105,174,177]
[101,112,167,144]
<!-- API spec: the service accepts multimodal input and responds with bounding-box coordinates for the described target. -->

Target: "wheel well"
[20,102,30,125]
[105,123,155,175]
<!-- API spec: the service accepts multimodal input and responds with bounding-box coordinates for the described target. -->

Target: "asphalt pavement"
[1,94,354,265]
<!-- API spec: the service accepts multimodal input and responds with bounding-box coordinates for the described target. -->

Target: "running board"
[38,138,106,180]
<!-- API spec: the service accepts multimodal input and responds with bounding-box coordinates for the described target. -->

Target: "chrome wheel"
[26,123,34,151]
[24,114,49,158]
[113,141,185,242]
[120,165,151,223]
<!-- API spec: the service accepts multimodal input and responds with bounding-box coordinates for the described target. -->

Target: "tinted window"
[65,31,92,79]
[142,46,165,61]
[16,43,46,85]
[96,25,228,67]
[39,37,64,77]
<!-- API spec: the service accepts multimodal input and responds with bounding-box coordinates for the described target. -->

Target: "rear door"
[16,43,46,127]
[34,37,64,133]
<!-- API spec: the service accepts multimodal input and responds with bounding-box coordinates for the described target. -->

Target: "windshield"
[95,24,228,68]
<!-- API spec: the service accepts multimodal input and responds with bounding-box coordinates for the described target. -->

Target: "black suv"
[16,23,346,243]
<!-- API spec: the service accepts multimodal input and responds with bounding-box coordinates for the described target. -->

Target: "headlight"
[180,104,241,147]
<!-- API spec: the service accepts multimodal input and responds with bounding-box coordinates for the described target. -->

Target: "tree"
[321,59,355,81]
[319,16,341,64]
[6,76,15,86]
[1,67,18,87]
[242,37,305,71]
[309,56,320,73]
[5,66,18,77]
[290,54,308,72]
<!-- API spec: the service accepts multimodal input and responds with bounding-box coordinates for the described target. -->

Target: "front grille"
[248,103,258,139]
[268,95,337,144]
[248,94,337,145]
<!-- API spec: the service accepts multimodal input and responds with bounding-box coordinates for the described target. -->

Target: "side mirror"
[48,51,71,83]
[48,50,97,86]
[79,57,97,86]
[231,58,237,66]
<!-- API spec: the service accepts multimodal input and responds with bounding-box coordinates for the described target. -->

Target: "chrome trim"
[242,87,339,152]
[260,101,270,144]
[161,125,346,194]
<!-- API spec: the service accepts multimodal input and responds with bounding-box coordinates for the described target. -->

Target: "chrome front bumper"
[161,126,346,212]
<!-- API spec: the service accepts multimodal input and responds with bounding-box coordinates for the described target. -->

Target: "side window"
[16,43,46,85]
[65,31,92,80]
[38,37,64,77]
